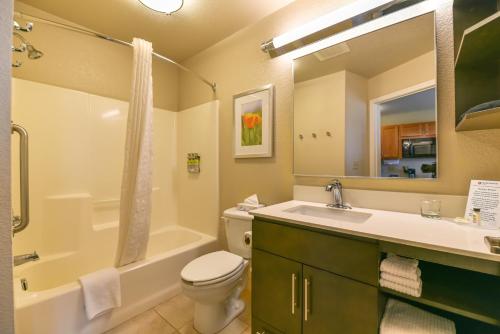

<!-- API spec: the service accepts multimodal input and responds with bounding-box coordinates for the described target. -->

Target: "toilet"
[181,207,253,334]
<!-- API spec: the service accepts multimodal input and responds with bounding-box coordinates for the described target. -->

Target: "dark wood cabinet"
[302,265,379,334]
[253,249,301,334]
[251,217,500,334]
[252,219,381,334]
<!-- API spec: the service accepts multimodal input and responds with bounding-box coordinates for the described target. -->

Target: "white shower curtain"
[115,38,154,267]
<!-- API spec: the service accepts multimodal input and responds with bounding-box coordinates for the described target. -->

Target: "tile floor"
[106,286,252,334]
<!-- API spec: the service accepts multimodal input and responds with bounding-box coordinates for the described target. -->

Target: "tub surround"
[11,79,221,333]
[14,226,218,334]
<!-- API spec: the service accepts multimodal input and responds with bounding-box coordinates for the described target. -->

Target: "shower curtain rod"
[14,11,217,92]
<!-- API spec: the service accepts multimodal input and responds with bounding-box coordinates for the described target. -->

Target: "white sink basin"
[284,205,372,223]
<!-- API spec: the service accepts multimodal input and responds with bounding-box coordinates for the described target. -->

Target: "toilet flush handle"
[244,231,252,247]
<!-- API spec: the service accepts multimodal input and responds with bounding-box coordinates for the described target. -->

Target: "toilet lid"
[181,251,244,283]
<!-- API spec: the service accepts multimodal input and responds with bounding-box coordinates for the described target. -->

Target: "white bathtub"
[14,226,218,334]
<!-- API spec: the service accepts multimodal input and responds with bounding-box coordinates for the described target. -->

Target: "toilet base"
[193,298,245,334]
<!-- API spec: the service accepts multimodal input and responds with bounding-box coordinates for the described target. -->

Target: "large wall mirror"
[293,12,437,179]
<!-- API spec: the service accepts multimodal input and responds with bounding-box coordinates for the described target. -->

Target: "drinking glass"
[421,200,441,219]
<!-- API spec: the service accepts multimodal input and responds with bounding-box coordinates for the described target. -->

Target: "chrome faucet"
[325,180,351,209]
[14,251,39,267]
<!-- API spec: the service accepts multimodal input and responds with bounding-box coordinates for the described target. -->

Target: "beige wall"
[294,71,346,176]
[381,108,436,126]
[180,0,500,204]
[179,0,357,210]
[368,51,436,100]
[294,69,369,177]
[13,2,179,111]
[345,71,369,176]
[0,0,14,332]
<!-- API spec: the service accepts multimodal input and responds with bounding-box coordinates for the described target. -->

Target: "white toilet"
[181,207,253,334]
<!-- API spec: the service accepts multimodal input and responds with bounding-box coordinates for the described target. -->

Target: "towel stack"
[380,299,456,334]
[379,255,422,297]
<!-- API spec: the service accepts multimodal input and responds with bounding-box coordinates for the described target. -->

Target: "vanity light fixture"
[261,0,439,59]
[138,0,183,14]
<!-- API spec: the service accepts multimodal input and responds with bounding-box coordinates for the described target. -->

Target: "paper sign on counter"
[465,180,500,226]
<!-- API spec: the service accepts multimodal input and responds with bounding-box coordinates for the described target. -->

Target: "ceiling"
[16,0,295,61]
[380,88,436,114]
[294,13,435,82]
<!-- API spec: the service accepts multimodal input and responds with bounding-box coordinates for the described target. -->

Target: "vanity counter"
[251,200,500,263]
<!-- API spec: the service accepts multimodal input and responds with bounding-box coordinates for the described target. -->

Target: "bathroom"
[1,0,500,333]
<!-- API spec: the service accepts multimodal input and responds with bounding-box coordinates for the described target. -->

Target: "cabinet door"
[399,123,424,138]
[253,249,302,334]
[302,266,379,334]
[381,125,400,159]
[423,122,436,136]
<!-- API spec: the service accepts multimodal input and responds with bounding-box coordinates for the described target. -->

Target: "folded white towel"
[79,268,122,320]
[381,255,421,280]
[381,272,422,290]
[380,299,456,334]
[380,278,422,297]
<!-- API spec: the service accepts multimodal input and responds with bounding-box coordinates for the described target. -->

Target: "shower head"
[12,32,43,60]
[26,44,43,59]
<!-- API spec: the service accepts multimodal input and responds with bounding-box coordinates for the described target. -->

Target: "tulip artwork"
[241,100,263,146]
[233,85,273,158]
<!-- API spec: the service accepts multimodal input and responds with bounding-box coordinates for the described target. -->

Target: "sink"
[284,205,372,223]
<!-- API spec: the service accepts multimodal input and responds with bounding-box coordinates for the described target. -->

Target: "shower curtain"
[115,38,154,267]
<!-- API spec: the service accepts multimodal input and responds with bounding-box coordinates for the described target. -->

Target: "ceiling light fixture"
[275,0,394,49]
[285,0,438,60]
[261,0,439,58]
[138,0,183,14]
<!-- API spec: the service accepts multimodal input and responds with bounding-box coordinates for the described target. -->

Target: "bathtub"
[14,225,218,334]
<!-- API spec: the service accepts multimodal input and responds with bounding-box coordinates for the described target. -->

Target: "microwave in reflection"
[402,138,436,158]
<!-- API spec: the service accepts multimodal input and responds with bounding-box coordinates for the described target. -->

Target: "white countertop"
[251,200,500,263]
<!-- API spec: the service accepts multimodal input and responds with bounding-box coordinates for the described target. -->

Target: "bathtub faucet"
[14,251,39,266]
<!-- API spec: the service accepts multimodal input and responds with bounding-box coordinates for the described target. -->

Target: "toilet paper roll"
[243,231,252,248]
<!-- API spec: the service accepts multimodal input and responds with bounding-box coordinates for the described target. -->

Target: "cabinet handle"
[291,273,297,314]
[256,332,266,334]
[304,277,310,321]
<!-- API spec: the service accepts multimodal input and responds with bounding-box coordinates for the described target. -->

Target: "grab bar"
[11,123,29,235]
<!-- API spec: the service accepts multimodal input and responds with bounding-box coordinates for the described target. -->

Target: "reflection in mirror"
[293,12,437,179]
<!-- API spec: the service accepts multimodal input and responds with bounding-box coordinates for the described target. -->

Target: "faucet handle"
[325,179,341,191]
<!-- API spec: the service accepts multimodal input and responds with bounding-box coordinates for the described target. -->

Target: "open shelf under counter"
[455,106,500,131]
[380,261,500,327]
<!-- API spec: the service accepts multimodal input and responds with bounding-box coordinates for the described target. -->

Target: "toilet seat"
[181,251,244,286]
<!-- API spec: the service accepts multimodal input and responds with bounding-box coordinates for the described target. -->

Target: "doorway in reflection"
[377,88,437,178]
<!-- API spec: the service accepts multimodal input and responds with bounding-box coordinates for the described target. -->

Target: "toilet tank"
[223,207,253,259]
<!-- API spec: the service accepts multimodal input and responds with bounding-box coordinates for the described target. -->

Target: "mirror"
[293,12,437,179]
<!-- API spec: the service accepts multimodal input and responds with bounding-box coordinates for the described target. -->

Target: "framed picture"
[233,84,274,158]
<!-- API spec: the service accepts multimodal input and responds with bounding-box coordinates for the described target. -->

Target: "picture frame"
[233,84,274,158]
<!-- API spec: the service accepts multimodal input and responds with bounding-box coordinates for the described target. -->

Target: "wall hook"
[326,131,331,137]
[312,133,317,138]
